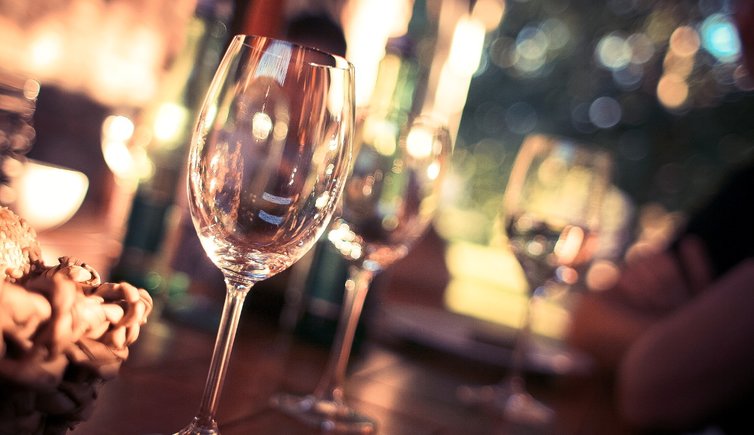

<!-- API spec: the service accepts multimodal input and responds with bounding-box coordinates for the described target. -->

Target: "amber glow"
[444,241,571,339]
[669,26,700,57]
[341,0,414,107]
[12,160,89,231]
[101,114,153,182]
[554,225,585,265]
[0,0,183,107]
[656,73,689,109]
[432,16,486,123]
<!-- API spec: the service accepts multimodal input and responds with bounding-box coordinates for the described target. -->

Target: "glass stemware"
[272,115,452,432]
[175,35,354,435]
[457,134,611,425]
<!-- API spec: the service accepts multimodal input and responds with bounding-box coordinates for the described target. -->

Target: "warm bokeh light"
[405,124,434,159]
[11,160,89,231]
[669,25,700,57]
[342,0,414,107]
[471,0,505,32]
[103,114,135,142]
[154,102,190,144]
[90,23,164,107]
[432,16,486,122]
[443,241,570,339]
[28,25,64,77]
[101,114,136,180]
[554,225,585,265]
[251,111,273,141]
[656,73,689,109]
[101,113,154,182]
[663,51,695,78]
[448,17,487,76]
[364,118,399,156]
[0,0,192,107]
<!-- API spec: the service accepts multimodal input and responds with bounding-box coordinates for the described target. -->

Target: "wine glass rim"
[521,133,613,165]
[232,34,354,71]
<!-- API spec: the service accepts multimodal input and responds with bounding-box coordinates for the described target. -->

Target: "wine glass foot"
[271,393,376,434]
[501,389,554,425]
[173,417,220,435]
[457,382,554,426]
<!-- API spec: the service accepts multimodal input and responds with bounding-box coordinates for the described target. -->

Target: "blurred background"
[1,0,752,356]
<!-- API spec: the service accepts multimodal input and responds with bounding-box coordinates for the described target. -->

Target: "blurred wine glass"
[0,70,39,207]
[458,134,611,426]
[272,115,451,433]
[175,35,354,435]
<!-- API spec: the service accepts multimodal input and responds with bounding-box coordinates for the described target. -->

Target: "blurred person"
[566,3,754,433]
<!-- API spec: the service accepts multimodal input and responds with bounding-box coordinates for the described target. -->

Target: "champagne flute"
[272,115,451,432]
[176,35,354,435]
[458,134,611,425]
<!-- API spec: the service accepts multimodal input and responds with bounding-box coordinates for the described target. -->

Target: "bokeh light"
[669,26,700,57]
[471,0,506,32]
[514,25,549,74]
[588,96,622,129]
[700,13,741,63]
[596,32,632,70]
[656,73,689,109]
[540,18,570,51]
[628,32,656,64]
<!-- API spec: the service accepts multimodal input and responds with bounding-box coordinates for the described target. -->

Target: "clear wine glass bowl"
[176,34,354,435]
[458,134,611,426]
[272,114,452,433]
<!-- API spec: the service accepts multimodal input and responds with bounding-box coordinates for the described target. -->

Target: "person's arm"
[618,259,754,431]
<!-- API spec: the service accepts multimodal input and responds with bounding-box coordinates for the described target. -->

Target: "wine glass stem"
[191,280,251,430]
[506,284,545,390]
[314,265,373,403]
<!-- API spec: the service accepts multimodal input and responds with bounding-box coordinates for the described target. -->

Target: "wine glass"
[272,115,452,432]
[457,134,611,425]
[175,35,354,435]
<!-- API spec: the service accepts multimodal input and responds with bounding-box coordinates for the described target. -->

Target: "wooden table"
[29,214,638,435]
[66,303,637,435]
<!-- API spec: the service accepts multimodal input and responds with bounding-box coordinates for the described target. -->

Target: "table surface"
[63,307,636,435]
[34,214,639,435]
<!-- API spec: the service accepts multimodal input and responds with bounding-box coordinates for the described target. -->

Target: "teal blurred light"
[701,13,741,63]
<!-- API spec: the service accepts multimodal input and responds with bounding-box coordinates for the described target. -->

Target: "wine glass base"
[271,393,376,434]
[457,382,554,426]
[173,417,220,435]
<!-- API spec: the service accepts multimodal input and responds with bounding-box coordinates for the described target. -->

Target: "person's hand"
[566,235,714,370]
[613,235,713,313]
